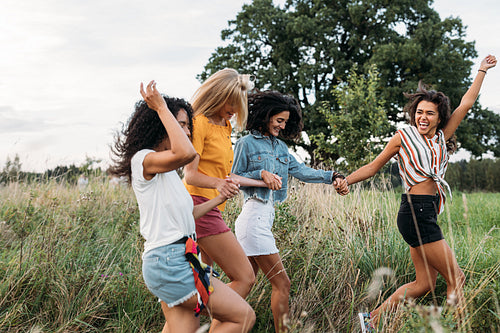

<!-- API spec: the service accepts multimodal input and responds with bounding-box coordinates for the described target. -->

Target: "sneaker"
[358,312,374,332]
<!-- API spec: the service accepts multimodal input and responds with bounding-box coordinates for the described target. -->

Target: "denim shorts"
[397,194,444,248]
[235,198,278,256]
[142,243,197,307]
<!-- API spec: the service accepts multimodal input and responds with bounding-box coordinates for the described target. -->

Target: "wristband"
[478,69,487,74]
[332,172,345,181]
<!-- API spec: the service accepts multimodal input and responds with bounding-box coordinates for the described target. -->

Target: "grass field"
[0,178,498,332]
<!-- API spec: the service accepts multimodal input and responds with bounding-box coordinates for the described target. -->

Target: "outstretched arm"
[443,55,497,140]
[345,133,401,186]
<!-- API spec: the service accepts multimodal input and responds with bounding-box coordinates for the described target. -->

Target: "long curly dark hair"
[247,90,303,141]
[403,81,457,153]
[109,96,194,181]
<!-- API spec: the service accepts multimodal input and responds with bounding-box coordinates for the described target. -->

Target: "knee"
[245,271,256,289]
[237,271,256,295]
[243,307,256,331]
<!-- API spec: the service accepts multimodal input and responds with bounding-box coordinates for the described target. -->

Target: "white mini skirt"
[235,198,278,256]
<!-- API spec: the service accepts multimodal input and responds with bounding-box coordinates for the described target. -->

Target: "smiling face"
[266,111,290,137]
[415,100,440,137]
[217,102,238,123]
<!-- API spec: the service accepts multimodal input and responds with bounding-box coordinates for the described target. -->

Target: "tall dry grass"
[0,178,498,332]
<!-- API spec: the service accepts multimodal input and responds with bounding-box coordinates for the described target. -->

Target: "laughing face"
[266,111,290,137]
[415,100,440,138]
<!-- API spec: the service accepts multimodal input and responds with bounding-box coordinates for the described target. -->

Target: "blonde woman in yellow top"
[180,69,276,329]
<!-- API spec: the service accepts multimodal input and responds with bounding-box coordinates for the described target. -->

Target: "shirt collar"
[251,130,268,139]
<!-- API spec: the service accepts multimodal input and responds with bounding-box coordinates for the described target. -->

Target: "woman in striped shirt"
[345,55,496,331]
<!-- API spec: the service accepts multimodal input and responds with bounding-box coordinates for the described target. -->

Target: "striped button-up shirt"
[397,126,451,214]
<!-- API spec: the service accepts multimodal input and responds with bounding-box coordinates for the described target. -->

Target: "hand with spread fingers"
[140,80,168,113]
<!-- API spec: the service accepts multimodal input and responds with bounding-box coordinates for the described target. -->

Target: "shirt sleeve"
[287,152,333,184]
[131,149,156,186]
[191,116,206,157]
[232,138,264,180]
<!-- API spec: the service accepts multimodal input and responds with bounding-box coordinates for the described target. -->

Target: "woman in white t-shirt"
[110,81,255,333]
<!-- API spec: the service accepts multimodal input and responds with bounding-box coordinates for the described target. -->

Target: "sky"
[1,0,499,172]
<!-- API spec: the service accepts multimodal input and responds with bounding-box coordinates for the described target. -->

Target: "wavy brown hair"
[247,90,303,141]
[109,96,194,181]
[404,81,457,153]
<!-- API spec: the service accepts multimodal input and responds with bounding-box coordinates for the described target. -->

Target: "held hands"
[216,177,240,199]
[140,81,168,113]
[333,174,349,196]
[480,55,497,72]
[261,170,282,191]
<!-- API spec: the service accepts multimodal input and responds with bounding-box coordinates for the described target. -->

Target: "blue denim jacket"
[232,131,334,204]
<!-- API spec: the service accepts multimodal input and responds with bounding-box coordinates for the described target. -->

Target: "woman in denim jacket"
[232,90,348,332]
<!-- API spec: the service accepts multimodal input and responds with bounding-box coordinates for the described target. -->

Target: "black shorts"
[397,194,443,248]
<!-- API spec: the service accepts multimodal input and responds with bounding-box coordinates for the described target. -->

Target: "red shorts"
[191,195,231,239]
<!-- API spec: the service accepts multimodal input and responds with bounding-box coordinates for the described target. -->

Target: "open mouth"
[419,122,429,130]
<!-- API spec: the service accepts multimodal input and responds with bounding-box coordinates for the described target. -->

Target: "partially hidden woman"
[231,90,349,333]
[183,68,277,306]
[109,81,255,333]
[344,55,497,332]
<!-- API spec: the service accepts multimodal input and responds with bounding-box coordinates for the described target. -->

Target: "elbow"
[183,166,196,185]
[174,149,196,168]
[458,98,474,111]
[182,150,197,165]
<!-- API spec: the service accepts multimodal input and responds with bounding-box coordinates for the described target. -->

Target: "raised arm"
[443,55,497,140]
[345,133,401,186]
[140,81,196,179]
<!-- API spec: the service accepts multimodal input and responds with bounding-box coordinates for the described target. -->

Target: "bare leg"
[371,239,465,324]
[206,278,256,332]
[416,240,465,305]
[197,231,255,297]
[197,231,255,332]
[252,253,291,333]
[162,279,255,333]
[371,245,438,323]
[161,295,200,333]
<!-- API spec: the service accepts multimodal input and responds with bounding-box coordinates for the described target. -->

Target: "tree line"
[1,154,498,192]
[201,0,500,167]
[380,158,500,192]
[0,155,104,185]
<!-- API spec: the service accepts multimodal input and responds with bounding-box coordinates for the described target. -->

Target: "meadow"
[0,177,498,332]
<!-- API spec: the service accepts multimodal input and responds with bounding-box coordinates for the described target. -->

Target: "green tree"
[1,154,22,183]
[314,64,391,171]
[201,0,499,165]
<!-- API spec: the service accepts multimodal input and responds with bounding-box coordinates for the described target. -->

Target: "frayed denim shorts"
[142,243,197,307]
[235,198,277,256]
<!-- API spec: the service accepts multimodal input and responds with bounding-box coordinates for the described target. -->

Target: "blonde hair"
[191,68,254,131]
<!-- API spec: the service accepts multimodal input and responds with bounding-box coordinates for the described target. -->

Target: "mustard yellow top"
[184,114,233,211]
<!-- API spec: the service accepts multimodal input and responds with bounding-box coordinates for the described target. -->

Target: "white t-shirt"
[131,149,195,254]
